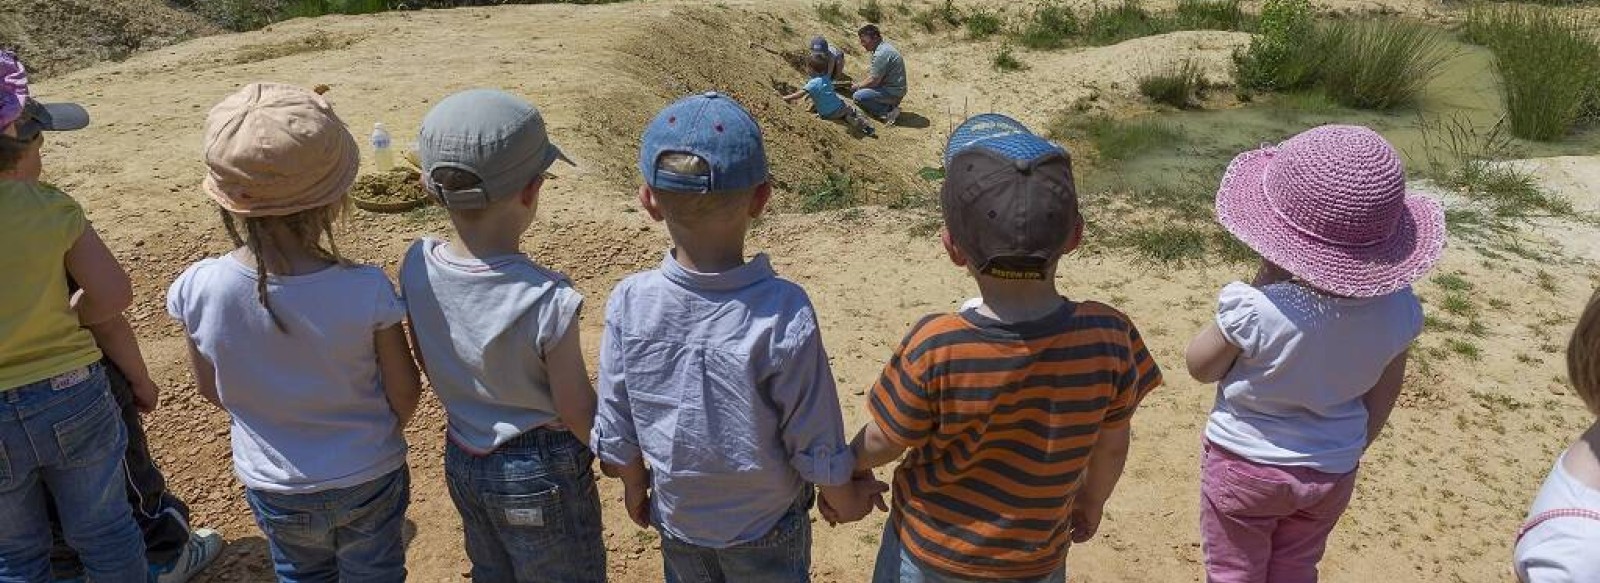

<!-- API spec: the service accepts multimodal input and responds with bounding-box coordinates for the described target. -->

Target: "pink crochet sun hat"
[1216,124,1446,298]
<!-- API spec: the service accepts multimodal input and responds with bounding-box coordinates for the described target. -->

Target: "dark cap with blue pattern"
[941,113,1079,280]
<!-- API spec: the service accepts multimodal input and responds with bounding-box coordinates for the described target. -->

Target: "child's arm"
[1071,424,1131,543]
[375,324,422,427]
[602,458,652,527]
[183,336,223,410]
[769,323,863,523]
[850,422,907,472]
[1362,349,1409,447]
[65,225,134,326]
[546,320,597,448]
[593,307,652,527]
[86,314,159,413]
[1186,322,1242,383]
[781,89,808,103]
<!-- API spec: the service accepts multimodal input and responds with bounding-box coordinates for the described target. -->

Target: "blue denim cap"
[941,114,1078,280]
[810,36,830,54]
[638,92,769,194]
[418,89,572,210]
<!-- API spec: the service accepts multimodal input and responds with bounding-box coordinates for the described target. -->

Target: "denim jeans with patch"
[245,467,410,583]
[0,363,146,583]
[445,428,605,583]
[659,488,813,583]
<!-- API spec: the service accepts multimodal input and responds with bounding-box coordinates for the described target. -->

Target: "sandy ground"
[27,0,1600,581]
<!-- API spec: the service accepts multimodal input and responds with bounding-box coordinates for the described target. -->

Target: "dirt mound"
[0,0,219,78]
[591,5,917,209]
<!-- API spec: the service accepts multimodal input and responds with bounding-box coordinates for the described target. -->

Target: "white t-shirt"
[1204,281,1422,473]
[1515,450,1600,582]
[399,238,582,454]
[167,255,408,493]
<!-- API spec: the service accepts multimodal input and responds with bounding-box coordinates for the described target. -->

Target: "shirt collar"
[660,249,775,292]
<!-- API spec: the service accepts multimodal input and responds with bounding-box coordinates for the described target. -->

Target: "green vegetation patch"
[1464,5,1600,141]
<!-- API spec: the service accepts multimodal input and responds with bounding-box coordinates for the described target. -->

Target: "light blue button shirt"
[592,251,853,548]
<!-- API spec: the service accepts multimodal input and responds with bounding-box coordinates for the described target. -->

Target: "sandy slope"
[28,1,1599,581]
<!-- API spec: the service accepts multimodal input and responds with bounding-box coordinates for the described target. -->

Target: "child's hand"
[818,474,889,525]
[1069,501,1104,543]
[131,378,160,414]
[623,479,651,528]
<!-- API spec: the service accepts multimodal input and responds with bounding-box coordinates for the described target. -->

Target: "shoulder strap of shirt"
[1517,508,1600,544]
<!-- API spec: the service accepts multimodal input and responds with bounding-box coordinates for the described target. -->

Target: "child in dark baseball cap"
[847,114,1163,583]
[592,92,884,583]
[400,88,606,581]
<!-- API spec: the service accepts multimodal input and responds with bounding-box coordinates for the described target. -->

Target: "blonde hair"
[651,153,755,223]
[1569,289,1600,415]
[218,202,347,332]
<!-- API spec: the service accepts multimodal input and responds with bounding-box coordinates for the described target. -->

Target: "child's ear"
[638,186,666,222]
[941,227,969,267]
[520,176,544,208]
[749,182,773,218]
[1063,212,1085,254]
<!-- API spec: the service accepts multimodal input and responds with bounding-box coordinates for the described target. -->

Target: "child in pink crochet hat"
[1183,125,1446,582]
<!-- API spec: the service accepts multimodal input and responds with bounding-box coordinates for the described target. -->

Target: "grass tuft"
[966,8,1004,39]
[799,173,859,212]
[1018,1,1080,49]
[858,0,885,23]
[993,43,1028,71]
[1054,116,1185,161]
[1084,0,1159,45]
[1139,59,1208,108]
[816,1,849,25]
[1432,273,1473,293]
[1316,20,1451,110]
[1174,0,1247,31]
[1464,5,1600,141]
[1446,338,1482,361]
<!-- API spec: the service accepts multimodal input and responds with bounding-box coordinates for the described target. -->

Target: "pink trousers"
[1200,441,1359,583]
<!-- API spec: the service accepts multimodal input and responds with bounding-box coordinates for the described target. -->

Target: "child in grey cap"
[400,88,605,582]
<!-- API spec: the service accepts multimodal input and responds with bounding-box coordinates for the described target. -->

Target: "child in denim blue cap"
[592,92,885,583]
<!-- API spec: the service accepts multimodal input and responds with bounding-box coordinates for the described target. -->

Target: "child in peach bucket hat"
[167,83,422,581]
[1183,125,1446,583]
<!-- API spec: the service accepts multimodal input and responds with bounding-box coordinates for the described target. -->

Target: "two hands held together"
[818,470,890,526]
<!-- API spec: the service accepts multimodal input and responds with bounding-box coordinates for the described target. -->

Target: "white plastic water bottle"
[371,122,393,172]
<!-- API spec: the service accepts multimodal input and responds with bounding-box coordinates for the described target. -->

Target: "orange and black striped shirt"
[868,301,1162,580]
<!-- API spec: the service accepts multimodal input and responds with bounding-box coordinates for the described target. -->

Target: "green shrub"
[858,0,884,23]
[1234,0,1315,90]
[966,9,1004,38]
[1084,0,1159,45]
[1174,0,1246,31]
[994,43,1027,71]
[1138,59,1208,108]
[1465,5,1600,141]
[800,173,859,212]
[1317,20,1450,110]
[1018,2,1079,49]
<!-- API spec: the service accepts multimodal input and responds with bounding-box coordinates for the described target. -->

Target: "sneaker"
[883,106,901,126]
[152,528,223,583]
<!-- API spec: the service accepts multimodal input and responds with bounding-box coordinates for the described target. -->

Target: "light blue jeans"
[871,520,1066,583]
[445,428,605,583]
[659,488,814,583]
[851,88,902,118]
[0,363,145,583]
[245,467,410,583]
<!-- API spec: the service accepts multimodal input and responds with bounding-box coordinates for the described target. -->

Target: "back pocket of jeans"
[54,392,124,468]
[484,486,567,548]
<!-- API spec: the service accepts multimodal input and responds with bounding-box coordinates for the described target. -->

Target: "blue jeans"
[851,88,902,118]
[659,488,813,583]
[0,364,145,583]
[245,467,410,583]
[871,519,1065,583]
[445,429,604,583]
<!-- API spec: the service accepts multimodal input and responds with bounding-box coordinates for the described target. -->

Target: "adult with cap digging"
[0,49,164,583]
[850,24,907,126]
[399,88,607,583]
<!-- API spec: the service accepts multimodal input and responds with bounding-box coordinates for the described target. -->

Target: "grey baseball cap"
[418,89,573,210]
